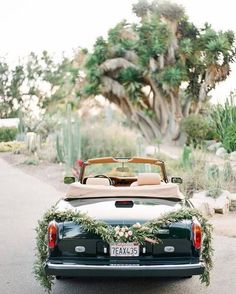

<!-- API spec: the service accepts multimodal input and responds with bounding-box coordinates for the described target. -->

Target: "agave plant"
[211,91,236,144]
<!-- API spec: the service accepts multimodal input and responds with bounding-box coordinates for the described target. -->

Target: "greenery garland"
[34,207,213,293]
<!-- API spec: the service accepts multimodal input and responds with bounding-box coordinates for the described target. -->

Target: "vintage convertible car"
[45,157,205,279]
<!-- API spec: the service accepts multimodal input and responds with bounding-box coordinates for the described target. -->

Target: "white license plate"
[110,242,140,257]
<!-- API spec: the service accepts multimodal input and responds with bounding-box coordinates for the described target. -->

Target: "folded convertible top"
[66,182,184,199]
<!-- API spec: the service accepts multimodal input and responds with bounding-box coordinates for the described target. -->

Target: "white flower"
[133,222,141,229]
[125,232,128,238]
[128,230,133,236]
[119,231,124,237]
[115,226,120,232]
[121,227,126,232]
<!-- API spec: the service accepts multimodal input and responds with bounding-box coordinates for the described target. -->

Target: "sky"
[0,0,235,103]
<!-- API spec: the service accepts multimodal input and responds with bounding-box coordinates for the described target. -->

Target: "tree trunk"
[101,76,184,143]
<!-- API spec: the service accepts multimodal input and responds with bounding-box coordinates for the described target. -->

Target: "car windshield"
[84,162,162,178]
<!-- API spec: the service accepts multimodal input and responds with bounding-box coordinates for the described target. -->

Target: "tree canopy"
[0,51,80,119]
[0,0,235,143]
[82,0,236,142]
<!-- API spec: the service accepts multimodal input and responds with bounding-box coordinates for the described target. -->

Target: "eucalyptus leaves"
[34,207,213,293]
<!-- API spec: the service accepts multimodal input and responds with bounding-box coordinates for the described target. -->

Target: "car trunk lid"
[51,198,193,260]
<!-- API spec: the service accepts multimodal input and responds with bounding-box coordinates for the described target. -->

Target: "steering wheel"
[94,174,113,185]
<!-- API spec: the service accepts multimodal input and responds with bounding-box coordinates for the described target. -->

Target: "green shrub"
[0,127,17,142]
[206,187,222,199]
[222,124,236,152]
[23,158,39,165]
[181,152,207,198]
[0,141,25,152]
[211,92,236,142]
[56,117,138,171]
[81,123,138,160]
[205,126,219,141]
[181,114,212,146]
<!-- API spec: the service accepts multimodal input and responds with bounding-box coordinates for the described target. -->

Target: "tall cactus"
[17,111,26,141]
[56,104,81,174]
[56,134,64,163]
[181,145,192,168]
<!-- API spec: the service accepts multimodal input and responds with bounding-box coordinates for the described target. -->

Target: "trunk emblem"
[75,246,85,253]
[164,246,175,253]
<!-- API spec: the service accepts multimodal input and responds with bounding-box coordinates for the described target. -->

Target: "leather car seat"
[130,173,161,186]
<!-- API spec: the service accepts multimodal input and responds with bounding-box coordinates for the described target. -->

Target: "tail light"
[192,223,202,249]
[48,221,58,249]
[115,200,134,207]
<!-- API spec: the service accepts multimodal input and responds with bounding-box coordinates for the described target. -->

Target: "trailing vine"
[34,207,213,293]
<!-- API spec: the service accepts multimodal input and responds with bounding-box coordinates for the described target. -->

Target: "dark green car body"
[45,197,204,278]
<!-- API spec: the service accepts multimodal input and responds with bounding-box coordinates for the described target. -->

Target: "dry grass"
[157,149,235,198]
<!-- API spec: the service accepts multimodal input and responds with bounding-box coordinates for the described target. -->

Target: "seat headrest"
[137,173,161,186]
[85,177,111,186]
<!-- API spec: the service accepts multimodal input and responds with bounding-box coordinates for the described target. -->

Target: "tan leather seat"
[85,177,111,186]
[130,173,161,186]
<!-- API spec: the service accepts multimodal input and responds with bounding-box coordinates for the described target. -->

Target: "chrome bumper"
[45,261,205,277]
[47,262,204,270]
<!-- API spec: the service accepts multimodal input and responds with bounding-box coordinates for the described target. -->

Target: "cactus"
[207,164,220,181]
[206,164,222,198]
[56,104,81,174]
[17,111,26,141]
[206,187,222,199]
[26,132,37,153]
[181,145,192,168]
[56,134,64,163]
[222,161,234,182]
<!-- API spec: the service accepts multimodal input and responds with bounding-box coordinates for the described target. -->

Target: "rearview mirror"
[64,176,76,184]
[171,177,183,184]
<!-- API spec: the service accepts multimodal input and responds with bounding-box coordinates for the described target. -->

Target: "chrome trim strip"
[47,262,204,270]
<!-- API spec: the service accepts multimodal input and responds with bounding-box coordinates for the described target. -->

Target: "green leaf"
[34,206,213,292]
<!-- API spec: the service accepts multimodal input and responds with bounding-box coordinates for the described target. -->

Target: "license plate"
[110,242,140,257]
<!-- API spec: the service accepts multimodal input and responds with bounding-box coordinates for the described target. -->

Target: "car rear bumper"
[45,261,205,277]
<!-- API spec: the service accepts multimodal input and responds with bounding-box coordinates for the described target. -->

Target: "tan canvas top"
[66,182,184,199]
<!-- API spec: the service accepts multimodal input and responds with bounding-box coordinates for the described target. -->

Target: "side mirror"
[171,177,183,184]
[64,176,76,184]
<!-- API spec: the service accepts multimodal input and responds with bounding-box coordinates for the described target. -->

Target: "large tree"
[81,0,236,142]
[24,51,80,114]
[0,61,25,118]
[0,51,80,119]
